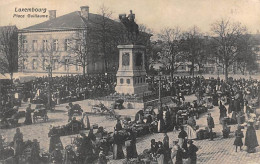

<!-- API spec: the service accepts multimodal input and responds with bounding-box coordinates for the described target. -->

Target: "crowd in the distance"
[1,75,260,164]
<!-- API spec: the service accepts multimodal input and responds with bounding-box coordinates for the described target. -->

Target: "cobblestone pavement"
[1,95,260,164]
[108,96,260,164]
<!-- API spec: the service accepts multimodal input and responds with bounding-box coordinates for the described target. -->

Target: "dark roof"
[21,11,124,31]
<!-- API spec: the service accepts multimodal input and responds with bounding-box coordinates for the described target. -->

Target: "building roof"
[21,11,124,32]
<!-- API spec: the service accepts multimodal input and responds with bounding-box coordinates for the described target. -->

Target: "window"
[23,40,28,52]
[52,59,58,70]
[32,59,37,70]
[43,40,48,51]
[53,39,58,51]
[65,39,70,51]
[127,79,130,84]
[42,59,48,70]
[64,59,70,71]
[120,78,124,84]
[32,40,37,51]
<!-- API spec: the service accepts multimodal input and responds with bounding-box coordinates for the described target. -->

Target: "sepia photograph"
[0,0,260,163]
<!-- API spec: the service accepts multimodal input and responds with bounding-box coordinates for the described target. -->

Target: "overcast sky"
[0,0,260,35]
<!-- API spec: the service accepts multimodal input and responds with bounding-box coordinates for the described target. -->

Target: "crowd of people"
[1,75,260,163]
[0,74,116,111]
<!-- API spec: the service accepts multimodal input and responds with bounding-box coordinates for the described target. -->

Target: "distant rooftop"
[21,11,124,32]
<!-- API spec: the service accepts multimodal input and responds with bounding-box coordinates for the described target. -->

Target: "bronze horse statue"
[119,10,139,42]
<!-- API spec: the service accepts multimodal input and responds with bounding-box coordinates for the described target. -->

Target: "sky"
[0,0,260,35]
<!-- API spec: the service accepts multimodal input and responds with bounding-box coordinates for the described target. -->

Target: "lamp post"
[158,71,163,110]
[46,65,52,111]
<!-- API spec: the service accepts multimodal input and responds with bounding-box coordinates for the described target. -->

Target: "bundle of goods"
[132,124,150,137]
[48,121,85,137]
[196,128,216,140]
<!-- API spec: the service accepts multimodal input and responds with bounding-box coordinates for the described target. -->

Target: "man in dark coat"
[245,122,259,153]
[207,113,215,140]
[187,140,198,164]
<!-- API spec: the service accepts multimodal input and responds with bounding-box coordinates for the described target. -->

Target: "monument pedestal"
[115,45,150,96]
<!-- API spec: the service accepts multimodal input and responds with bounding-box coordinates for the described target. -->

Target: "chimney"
[80,6,89,19]
[49,10,56,20]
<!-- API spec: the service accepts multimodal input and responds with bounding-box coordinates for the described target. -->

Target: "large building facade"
[18,6,141,75]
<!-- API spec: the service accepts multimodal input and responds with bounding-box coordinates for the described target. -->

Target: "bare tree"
[69,27,98,77]
[183,26,207,77]
[210,19,247,81]
[236,34,258,74]
[158,27,185,81]
[17,33,29,72]
[0,26,18,81]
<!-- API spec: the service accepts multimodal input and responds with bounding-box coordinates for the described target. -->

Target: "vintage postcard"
[0,0,260,164]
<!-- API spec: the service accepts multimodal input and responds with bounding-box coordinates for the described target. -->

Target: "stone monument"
[115,10,150,96]
[115,45,149,95]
